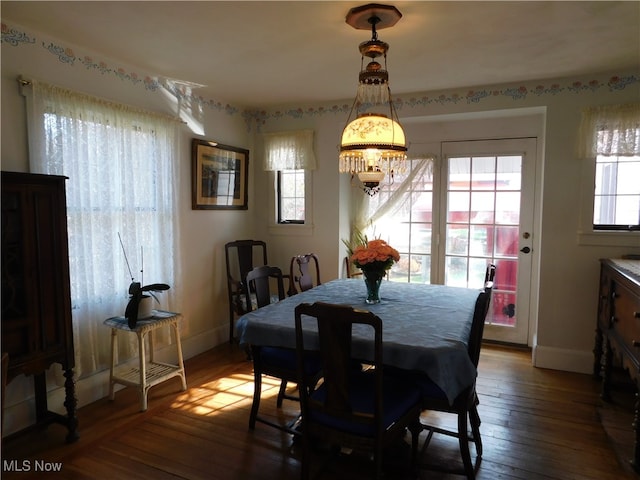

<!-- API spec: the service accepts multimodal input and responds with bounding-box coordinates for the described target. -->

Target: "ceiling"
[2,1,639,108]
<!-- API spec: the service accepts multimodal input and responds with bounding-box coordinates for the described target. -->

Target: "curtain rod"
[17,75,186,125]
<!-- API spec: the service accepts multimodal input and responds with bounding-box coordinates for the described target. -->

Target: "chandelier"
[339,3,407,196]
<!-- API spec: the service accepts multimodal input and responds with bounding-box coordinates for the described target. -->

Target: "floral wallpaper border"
[3,22,639,129]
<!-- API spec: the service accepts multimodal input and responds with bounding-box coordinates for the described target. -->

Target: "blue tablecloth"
[237,278,481,404]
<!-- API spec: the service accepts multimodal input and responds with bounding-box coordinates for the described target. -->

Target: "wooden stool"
[104,311,187,411]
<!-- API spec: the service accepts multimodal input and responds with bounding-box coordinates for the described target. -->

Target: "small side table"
[104,310,187,411]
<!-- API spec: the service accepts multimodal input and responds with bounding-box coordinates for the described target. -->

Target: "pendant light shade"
[340,113,406,154]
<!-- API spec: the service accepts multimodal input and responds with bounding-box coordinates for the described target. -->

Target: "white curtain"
[577,102,640,157]
[23,79,182,378]
[263,129,316,170]
[351,157,435,239]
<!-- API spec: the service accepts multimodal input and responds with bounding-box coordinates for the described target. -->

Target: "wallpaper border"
[3,21,639,130]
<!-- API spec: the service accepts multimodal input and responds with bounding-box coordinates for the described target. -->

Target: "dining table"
[236,278,482,404]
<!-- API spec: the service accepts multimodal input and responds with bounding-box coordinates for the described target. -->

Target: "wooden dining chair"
[225,239,268,344]
[246,265,320,435]
[344,255,362,279]
[288,253,321,295]
[294,302,422,479]
[411,266,495,479]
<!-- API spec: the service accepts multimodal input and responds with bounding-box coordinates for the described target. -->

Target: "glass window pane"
[494,258,518,291]
[471,156,496,191]
[495,192,520,224]
[469,225,490,256]
[281,199,296,219]
[446,225,469,255]
[595,162,616,195]
[593,196,604,224]
[444,257,468,288]
[448,192,470,223]
[410,223,431,254]
[471,192,495,224]
[618,162,640,195]
[448,157,470,190]
[490,290,517,326]
[615,195,640,224]
[412,191,433,223]
[402,253,431,284]
[469,257,489,288]
[495,226,519,256]
[497,156,522,190]
[445,256,468,287]
[387,223,410,252]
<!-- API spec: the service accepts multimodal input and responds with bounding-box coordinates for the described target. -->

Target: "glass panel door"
[440,138,536,344]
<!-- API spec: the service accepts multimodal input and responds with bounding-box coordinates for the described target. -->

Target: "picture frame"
[191,139,249,210]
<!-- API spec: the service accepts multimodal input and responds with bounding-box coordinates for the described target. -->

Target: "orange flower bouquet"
[345,231,399,304]
[350,238,400,273]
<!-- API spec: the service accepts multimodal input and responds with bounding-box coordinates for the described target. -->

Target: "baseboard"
[532,344,593,374]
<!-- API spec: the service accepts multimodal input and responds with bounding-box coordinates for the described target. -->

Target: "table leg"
[33,373,48,423]
[138,331,147,411]
[593,326,603,379]
[63,368,79,443]
[149,328,155,364]
[633,388,640,473]
[601,338,613,402]
[173,321,187,391]
[109,328,117,401]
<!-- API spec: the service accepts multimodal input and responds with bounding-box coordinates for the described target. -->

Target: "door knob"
[520,246,531,254]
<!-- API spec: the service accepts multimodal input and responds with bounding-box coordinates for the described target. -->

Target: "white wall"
[2,20,639,436]
[251,75,640,376]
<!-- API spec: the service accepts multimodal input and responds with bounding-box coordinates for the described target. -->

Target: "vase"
[137,295,154,320]
[363,269,385,304]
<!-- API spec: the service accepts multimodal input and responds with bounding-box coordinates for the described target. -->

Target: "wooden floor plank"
[2,343,637,479]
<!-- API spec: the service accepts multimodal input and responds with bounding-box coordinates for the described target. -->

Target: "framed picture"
[191,139,249,210]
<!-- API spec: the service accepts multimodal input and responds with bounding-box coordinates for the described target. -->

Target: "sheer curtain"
[350,157,435,239]
[577,102,640,157]
[23,79,182,378]
[263,129,316,171]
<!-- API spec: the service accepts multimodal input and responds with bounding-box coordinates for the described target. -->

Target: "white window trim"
[577,154,640,246]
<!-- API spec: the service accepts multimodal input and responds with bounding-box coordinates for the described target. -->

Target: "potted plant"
[119,234,170,328]
[124,281,170,329]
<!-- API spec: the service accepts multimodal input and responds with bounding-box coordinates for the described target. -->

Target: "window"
[593,154,640,230]
[356,157,435,283]
[263,130,315,231]
[24,79,181,377]
[577,103,640,243]
[277,169,305,223]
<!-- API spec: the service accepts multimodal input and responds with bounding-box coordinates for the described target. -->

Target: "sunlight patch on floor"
[168,371,283,415]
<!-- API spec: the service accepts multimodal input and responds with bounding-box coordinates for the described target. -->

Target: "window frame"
[578,152,640,246]
[268,169,314,236]
[276,169,305,224]
[576,103,640,246]
[592,154,640,231]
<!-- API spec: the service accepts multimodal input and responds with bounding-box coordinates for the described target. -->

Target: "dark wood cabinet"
[594,258,640,471]
[1,171,78,442]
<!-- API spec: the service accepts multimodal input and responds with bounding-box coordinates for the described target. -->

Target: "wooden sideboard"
[594,258,640,472]
[1,171,78,442]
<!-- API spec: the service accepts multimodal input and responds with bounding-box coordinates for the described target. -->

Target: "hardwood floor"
[1,343,637,479]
